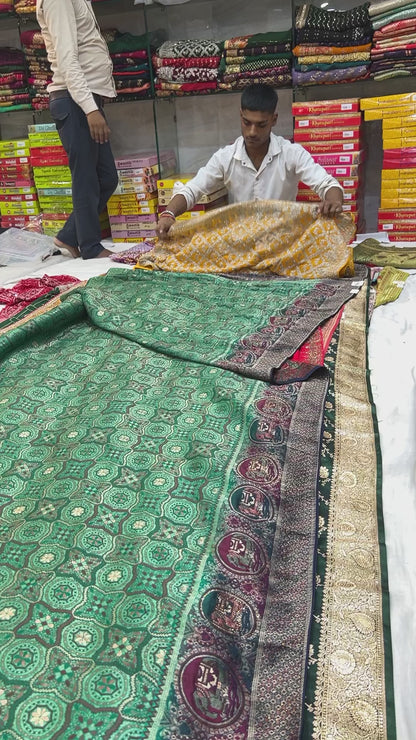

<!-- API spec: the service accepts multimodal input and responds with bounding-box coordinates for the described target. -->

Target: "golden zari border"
[313,286,389,738]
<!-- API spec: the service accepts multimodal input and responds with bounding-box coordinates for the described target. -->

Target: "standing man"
[37,0,119,259]
[157,83,344,239]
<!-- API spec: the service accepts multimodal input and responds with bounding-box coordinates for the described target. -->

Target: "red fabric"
[0,275,80,320]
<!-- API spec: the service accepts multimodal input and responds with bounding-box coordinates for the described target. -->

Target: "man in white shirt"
[157,84,344,239]
[37,0,119,259]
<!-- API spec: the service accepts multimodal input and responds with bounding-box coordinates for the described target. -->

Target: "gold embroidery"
[313,287,388,738]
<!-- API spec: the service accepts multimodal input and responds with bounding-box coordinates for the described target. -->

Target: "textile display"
[0,266,394,738]
[107,32,158,101]
[0,274,79,321]
[154,39,223,96]
[369,0,416,78]
[136,200,356,279]
[219,31,292,90]
[294,3,372,84]
[0,47,30,111]
[20,29,51,111]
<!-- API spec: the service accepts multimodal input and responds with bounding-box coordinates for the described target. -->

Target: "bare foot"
[54,238,80,259]
[96,248,112,258]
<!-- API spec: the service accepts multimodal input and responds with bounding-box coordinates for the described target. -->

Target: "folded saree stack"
[293,3,373,86]
[0,47,30,112]
[20,29,51,111]
[369,0,416,79]
[217,31,292,91]
[153,39,223,96]
[107,31,155,102]
[0,0,13,15]
[13,0,36,16]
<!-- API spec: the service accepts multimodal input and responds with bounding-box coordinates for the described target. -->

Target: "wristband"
[159,210,176,221]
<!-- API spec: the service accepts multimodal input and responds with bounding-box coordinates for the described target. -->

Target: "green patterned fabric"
[0,268,386,738]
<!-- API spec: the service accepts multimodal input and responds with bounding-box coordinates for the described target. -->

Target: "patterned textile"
[372,3,416,30]
[302,285,395,738]
[374,264,410,305]
[157,39,222,58]
[0,267,395,739]
[136,200,355,278]
[156,65,218,83]
[226,44,291,56]
[293,65,370,84]
[354,237,416,267]
[218,74,292,89]
[110,242,155,264]
[369,0,415,16]
[224,31,291,50]
[297,51,370,64]
[221,57,292,74]
[295,2,372,32]
[293,42,372,55]
[153,55,221,69]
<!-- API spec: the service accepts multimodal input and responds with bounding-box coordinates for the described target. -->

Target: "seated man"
[157,83,344,238]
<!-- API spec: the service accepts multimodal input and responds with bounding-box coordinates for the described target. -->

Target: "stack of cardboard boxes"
[0,138,40,230]
[361,92,416,241]
[293,98,365,229]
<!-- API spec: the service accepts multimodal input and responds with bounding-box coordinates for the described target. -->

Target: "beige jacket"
[36,0,116,115]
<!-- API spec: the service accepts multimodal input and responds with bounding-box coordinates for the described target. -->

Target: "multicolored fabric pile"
[293,3,373,86]
[20,29,51,111]
[107,31,155,101]
[0,47,30,111]
[153,39,223,96]
[369,0,416,79]
[218,31,292,91]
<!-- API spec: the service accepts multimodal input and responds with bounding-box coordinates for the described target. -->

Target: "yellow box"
[157,174,195,189]
[360,93,416,110]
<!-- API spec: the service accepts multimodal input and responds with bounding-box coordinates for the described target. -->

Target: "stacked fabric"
[107,31,155,101]
[108,150,176,242]
[294,97,365,228]
[153,39,223,96]
[0,0,13,15]
[293,3,373,86]
[0,47,31,111]
[218,31,292,91]
[14,0,36,17]
[0,138,40,229]
[361,91,416,240]
[20,29,51,111]
[369,0,416,80]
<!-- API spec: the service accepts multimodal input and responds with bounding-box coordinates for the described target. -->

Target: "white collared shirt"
[37,0,116,115]
[174,133,343,208]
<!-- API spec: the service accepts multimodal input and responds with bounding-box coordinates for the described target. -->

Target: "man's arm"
[157,150,226,239]
[157,194,188,239]
[42,0,109,143]
[292,144,344,217]
[319,186,343,217]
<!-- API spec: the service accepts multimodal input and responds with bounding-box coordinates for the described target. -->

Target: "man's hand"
[157,216,175,240]
[319,186,343,217]
[87,110,111,144]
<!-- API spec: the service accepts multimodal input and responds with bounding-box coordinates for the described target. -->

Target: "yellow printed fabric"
[136,200,356,279]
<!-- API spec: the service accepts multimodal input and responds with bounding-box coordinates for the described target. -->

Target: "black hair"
[240,84,278,113]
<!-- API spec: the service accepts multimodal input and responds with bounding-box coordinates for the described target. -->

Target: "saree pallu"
[136,200,355,279]
[0,267,395,739]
